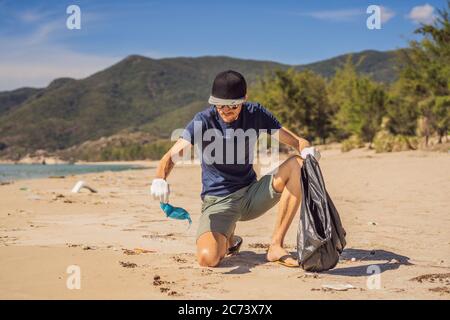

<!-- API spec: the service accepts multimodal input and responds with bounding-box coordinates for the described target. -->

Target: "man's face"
[216,104,243,123]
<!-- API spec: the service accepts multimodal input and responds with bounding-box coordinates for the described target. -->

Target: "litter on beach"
[123,248,156,255]
[71,180,97,193]
[160,202,192,226]
[321,284,355,291]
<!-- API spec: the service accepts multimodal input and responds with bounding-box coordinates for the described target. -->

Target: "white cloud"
[296,6,395,24]
[0,21,121,91]
[408,4,436,24]
[380,6,396,24]
[0,9,122,91]
[22,20,62,45]
[0,45,120,90]
[18,11,44,23]
[306,9,363,22]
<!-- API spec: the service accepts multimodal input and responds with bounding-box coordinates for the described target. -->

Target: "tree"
[328,57,387,145]
[251,69,334,144]
[394,1,450,144]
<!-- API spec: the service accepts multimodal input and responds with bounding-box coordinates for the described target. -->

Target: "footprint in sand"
[248,243,270,249]
[119,261,138,268]
[429,287,450,295]
[172,255,188,263]
[152,275,181,296]
[410,273,450,295]
[410,273,450,285]
[153,275,171,286]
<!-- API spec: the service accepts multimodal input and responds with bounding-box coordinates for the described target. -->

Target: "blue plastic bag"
[160,202,192,226]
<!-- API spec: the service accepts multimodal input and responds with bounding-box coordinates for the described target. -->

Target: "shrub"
[373,130,419,153]
[341,135,365,152]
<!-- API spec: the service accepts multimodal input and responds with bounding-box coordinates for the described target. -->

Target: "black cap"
[208,70,247,105]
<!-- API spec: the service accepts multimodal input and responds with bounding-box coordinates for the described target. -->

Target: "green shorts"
[196,175,282,241]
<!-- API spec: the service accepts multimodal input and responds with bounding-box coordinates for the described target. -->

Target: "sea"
[0,163,144,182]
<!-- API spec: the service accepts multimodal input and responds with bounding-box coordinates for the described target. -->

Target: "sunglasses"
[216,104,241,110]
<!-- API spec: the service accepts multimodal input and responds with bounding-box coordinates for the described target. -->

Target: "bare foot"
[267,244,298,266]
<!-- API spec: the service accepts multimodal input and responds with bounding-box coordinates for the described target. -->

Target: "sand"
[0,146,449,299]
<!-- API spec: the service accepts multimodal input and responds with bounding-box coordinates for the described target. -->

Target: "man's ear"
[245,94,248,100]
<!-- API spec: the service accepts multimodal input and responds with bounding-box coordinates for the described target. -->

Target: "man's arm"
[275,126,310,153]
[155,138,192,179]
[151,138,192,203]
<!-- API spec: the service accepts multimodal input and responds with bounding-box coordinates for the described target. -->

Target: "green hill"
[295,49,403,83]
[0,87,42,117]
[0,49,403,159]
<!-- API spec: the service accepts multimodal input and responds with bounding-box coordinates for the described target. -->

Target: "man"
[151,70,320,267]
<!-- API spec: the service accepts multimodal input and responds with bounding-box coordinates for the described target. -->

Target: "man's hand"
[297,138,311,152]
[151,138,191,203]
[300,146,321,161]
[276,127,310,153]
[271,127,320,160]
[151,178,170,203]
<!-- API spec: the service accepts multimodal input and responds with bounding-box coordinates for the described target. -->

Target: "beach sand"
[1,146,449,299]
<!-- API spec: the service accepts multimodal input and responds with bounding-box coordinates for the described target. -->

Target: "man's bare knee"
[197,249,221,267]
[196,232,227,267]
[273,155,304,193]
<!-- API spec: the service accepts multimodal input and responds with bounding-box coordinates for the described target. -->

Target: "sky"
[0,0,446,90]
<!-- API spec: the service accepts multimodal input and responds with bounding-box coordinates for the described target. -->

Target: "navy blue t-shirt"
[180,102,282,199]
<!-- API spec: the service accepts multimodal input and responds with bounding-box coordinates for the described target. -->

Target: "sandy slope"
[0,146,449,299]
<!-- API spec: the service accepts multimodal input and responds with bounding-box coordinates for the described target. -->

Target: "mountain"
[0,87,43,117]
[295,49,403,83]
[0,49,402,159]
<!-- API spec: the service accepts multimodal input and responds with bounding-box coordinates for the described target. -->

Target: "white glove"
[150,178,170,203]
[300,147,321,161]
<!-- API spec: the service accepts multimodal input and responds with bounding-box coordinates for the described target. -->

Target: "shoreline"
[0,161,153,184]
[0,159,154,165]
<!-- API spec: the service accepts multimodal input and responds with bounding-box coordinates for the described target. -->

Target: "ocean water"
[0,164,144,182]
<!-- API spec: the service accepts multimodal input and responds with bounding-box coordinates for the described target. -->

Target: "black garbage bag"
[297,155,346,272]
